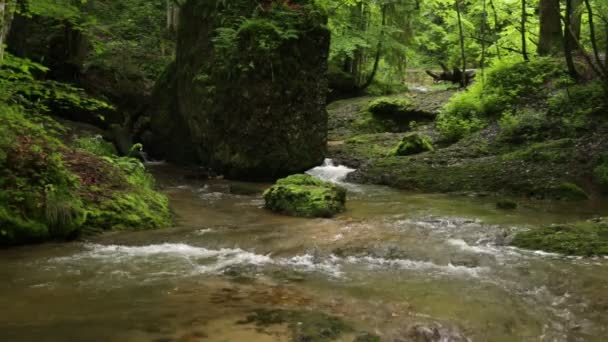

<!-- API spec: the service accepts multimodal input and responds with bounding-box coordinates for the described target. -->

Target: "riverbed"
[1,161,607,341]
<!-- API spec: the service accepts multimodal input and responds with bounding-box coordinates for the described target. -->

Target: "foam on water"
[51,243,483,279]
[344,255,486,277]
[306,158,356,184]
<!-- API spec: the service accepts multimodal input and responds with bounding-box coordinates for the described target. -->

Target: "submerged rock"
[239,308,352,342]
[390,133,434,156]
[263,174,346,218]
[143,0,330,180]
[496,199,518,210]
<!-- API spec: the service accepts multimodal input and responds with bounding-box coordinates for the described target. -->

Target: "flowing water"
[1,160,608,342]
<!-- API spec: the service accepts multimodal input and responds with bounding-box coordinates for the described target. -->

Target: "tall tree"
[563,0,579,79]
[521,0,528,60]
[455,0,466,85]
[537,0,562,55]
[0,0,13,62]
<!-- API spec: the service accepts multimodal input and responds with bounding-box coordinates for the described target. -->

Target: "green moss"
[496,199,517,210]
[239,309,352,342]
[0,105,171,245]
[501,139,574,163]
[549,182,589,200]
[84,157,171,231]
[511,219,608,256]
[389,133,434,156]
[437,58,563,141]
[263,174,346,218]
[73,136,117,157]
[366,97,414,117]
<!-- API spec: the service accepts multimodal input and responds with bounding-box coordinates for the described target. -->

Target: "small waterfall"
[306,159,355,183]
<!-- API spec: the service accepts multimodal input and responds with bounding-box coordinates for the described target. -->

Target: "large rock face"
[143,0,330,180]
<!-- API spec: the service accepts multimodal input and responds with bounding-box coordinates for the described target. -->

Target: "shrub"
[498,109,548,143]
[437,58,564,141]
[594,158,608,189]
[73,136,117,157]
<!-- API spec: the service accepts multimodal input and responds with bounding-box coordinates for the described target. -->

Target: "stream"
[1,160,607,341]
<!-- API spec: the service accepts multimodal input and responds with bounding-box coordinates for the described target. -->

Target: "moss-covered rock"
[511,218,608,256]
[389,133,434,156]
[0,107,171,246]
[144,0,330,180]
[367,97,415,117]
[263,174,346,218]
[239,309,352,342]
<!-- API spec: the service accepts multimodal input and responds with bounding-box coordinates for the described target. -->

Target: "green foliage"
[73,136,117,157]
[593,158,608,189]
[436,114,485,142]
[210,1,324,74]
[548,81,607,117]
[512,219,608,256]
[263,174,347,218]
[437,58,563,141]
[498,109,548,143]
[81,0,174,80]
[0,104,170,245]
[389,133,434,156]
[501,139,575,163]
[0,53,112,114]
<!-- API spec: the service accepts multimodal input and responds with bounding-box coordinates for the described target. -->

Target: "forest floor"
[327,88,608,200]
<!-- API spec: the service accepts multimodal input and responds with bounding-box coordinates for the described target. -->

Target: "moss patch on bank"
[511,218,608,256]
[263,174,346,218]
[0,108,171,245]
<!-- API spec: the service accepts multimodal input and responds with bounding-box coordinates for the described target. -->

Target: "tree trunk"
[521,0,528,60]
[537,0,562,55]
[481,0,487,76]
[0,0,14,63]
[584,0,607,75]
[455,0,467,86]
[360,4,386,90]
[488,0,501,59]
[570,0,583,41]
[166,0,180,32]
[564,0,579,80]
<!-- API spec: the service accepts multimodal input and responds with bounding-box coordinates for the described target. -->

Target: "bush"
[73,136,117,157]
[498,109,548,143]
[437,58,563,141]
[594,158,608,189]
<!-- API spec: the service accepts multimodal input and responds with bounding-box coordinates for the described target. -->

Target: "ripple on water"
[48,243,485,282]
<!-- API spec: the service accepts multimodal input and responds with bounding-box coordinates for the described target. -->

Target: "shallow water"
[1,161,607,342]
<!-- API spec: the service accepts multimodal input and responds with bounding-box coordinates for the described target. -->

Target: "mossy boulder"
[263,174,346,218]
[390,133,434,156]
[367,97,415,117]
[511,218,608,256]
[144,0,330,180]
